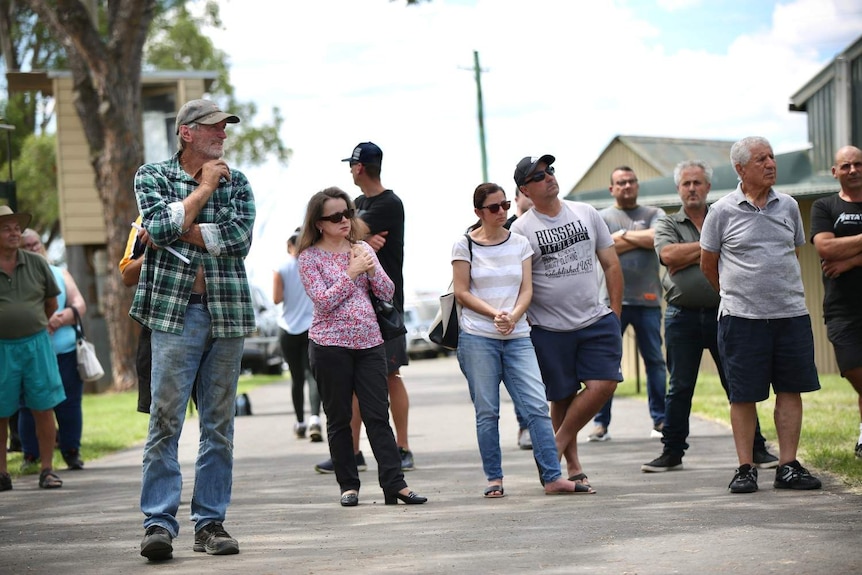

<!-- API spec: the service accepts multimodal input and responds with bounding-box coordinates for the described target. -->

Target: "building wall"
[572,140,664,193]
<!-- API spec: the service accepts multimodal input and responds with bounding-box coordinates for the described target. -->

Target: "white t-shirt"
[451,232,533,339]
[511,200,615,331]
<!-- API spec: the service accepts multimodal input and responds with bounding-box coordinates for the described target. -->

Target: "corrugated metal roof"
[618,135,736,175]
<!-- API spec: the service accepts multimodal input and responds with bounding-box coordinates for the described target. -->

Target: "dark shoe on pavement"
[774,460,822,490]
[140,525,173,561]
[62,449,85,470]
[315,451,367,474]
[728,464,758,493]
[753,448,779,469]
[641,452,683,473]
[194,521,239,555]
[398,447,414,471]
[0,471,11,492]
[355,450,368,472]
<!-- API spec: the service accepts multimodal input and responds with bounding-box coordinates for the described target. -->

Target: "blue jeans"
[661,305,767,456]
[594,305,666,428]
[141,304,244,537]
[19,350,83,457]
[457,333,562,484]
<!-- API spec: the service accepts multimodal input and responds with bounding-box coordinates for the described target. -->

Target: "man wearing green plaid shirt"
[132,99,255,561]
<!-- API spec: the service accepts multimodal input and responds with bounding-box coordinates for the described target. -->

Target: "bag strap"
[69,306,85,341]
[464,233,473,261]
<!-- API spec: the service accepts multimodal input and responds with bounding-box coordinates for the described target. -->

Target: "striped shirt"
[130,152,256,337]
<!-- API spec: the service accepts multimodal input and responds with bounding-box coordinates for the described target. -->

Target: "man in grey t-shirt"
[641,160,776,473]
[701,136,821,494]
[591,166,667,441]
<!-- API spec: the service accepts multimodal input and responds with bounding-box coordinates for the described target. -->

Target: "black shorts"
[826,318,862,374]
[383,334,409,374]
[718,315,820,403]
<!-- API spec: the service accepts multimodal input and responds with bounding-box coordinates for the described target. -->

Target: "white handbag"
[71,307,105,382]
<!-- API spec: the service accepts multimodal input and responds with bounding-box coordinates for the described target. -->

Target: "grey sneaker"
[140,525,173,561]
[588,426,610,442]
[315,452,367,473]
[774,460,822,490]
[729,464,758,493]
[518,428,533,450]
[308,420,323,443]
[753,448,779,469]
[398,447,414,471]
[293,421,307,439]
[194,521,239,555]
[641,452,683,473]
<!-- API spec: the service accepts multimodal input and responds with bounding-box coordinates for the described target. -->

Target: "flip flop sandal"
[568,473,591,488]
[39,469,63,489]
[546,482,596,495]
[483,484,504,498]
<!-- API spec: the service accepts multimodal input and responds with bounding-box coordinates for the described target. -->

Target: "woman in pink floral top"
[297,187,427,508]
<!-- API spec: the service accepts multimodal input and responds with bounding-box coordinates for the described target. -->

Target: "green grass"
[6,373,282,478]
[616,373,862,491]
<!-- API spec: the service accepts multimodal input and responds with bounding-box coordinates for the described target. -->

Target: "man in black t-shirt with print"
[810,145,862,459]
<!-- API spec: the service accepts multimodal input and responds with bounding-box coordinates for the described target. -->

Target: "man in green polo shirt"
[0,205,66,492]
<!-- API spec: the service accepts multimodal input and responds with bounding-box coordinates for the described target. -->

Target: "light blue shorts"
[0,331,65,417]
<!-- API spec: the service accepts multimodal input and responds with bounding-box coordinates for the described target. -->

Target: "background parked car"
[241,284,284,375]
[404,299,446,360]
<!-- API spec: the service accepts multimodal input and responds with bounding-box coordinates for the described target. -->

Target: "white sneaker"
[308,415,323,443]
[293,421,307,439]
[517,428,533,450]
[650,423,664,439]
[588,426,610,442]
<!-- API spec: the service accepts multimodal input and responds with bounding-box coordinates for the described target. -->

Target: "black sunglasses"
[479,200,511,214]
[523,165,555,184]
[319,208,355,223]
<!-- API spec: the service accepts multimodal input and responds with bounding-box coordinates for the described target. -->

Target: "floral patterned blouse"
[298,241,395,349]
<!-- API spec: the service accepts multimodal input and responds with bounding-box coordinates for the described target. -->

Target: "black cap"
[514,154,555,186]
[342,142,383,166]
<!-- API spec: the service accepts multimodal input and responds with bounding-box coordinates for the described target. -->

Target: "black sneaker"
[0,471,12,492]
[753,448,779,469]
[855,443,862,459]
[728,464,758,493]
[398,447,414,471]
[641,452,683,473]
[62,449,85,471]
[140,525,173,561]
[194,521,239,555]
[774,460,822,490]
[315,452,367,474]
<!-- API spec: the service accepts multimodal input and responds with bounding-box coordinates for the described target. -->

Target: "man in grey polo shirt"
[641,160,777,473]
[700,136,821,494]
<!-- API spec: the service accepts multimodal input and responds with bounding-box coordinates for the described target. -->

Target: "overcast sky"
[207,0,862,297]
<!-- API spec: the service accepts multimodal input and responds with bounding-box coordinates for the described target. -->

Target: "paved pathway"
[1,356,859,574]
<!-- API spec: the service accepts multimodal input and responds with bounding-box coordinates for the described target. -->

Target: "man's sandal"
[483,484,504,498]
[39,469,63,489]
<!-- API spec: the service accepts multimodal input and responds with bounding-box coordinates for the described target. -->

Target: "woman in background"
[274,228,322,442]
[297,187,426,507]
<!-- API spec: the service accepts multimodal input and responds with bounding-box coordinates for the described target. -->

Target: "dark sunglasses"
[479,200,511,214]
[523,165,555,184]
[319,208,355,223]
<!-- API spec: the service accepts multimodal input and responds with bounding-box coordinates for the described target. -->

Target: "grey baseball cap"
[175,99,240,134]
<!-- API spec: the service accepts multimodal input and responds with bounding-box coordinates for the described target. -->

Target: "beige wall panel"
[574,142,665,193]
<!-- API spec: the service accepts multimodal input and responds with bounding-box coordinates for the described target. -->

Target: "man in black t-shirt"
[810,145,862,459]
[313,142,415,474]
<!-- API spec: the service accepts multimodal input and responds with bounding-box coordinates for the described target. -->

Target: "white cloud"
[208,0,862,294]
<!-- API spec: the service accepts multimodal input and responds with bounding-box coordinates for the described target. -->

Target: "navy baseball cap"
[342,142,383,166]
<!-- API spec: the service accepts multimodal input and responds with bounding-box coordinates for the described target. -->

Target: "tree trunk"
[25,0,156,391]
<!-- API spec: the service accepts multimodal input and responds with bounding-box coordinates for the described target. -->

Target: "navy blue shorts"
[717,314,820,403]
[825,318,862,375]
[531,313,623,402]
